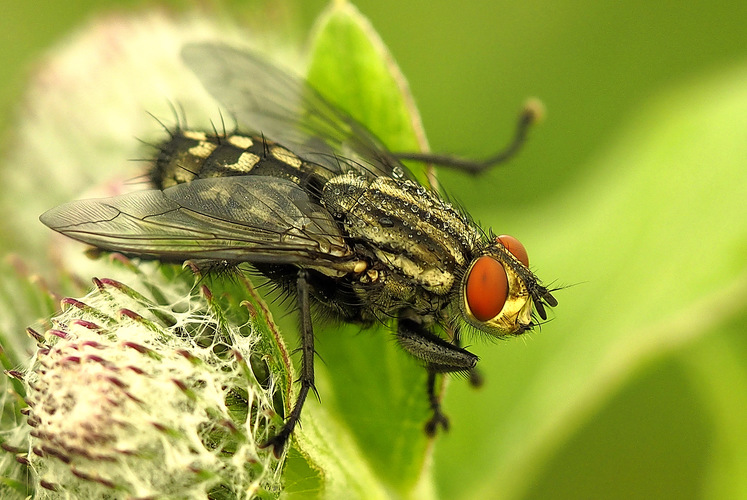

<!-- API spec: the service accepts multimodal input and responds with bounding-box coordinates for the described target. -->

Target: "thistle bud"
[17,272,287,498]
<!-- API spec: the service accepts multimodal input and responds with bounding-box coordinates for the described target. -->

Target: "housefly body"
[40,44,558,456]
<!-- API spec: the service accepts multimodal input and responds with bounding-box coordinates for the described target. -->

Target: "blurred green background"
[1,1,745,499]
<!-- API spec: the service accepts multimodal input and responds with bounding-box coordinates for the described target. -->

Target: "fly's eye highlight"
[496,234,529,267]
[465,256,509,321]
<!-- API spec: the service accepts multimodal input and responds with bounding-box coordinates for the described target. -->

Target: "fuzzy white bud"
[20,273,287,499]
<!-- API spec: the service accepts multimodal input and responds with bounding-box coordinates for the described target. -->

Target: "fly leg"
[397,316,478,435]
[392,99,543,174]
[425,370,448,435]
[262,269,316,457]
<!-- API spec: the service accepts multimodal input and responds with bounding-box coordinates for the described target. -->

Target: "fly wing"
[40,176,351,266]
[181,43,409,180]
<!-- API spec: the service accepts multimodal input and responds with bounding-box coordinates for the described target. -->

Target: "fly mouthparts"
[531,287,558,321]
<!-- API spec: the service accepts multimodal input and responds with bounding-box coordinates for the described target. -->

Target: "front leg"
[397,316,478,435]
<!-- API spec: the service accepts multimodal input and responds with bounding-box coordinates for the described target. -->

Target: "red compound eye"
[497,234,529,267]
[465,256,508,321]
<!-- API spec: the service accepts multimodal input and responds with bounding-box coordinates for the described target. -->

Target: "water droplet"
[379,216,394,227]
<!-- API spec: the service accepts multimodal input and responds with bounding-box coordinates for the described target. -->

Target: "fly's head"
[459,235,558,337]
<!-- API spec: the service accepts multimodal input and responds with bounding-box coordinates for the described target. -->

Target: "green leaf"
[680,309,747,500]
[305,0,429,186]
[306,3,424,155]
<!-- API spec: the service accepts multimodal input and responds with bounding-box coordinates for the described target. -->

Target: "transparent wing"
[40,176,352,266]
[181,43,409,180]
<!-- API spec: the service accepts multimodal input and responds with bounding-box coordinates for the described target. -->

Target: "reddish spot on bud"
[74,320,102,331]
[61,298,87,309]
[119,309,143,321]
[48,329,70,340]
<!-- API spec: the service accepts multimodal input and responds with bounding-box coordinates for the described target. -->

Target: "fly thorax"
[321,173,369,218]
[322,173,480,295]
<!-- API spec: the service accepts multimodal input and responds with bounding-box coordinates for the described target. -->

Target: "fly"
[40,43,558,456]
